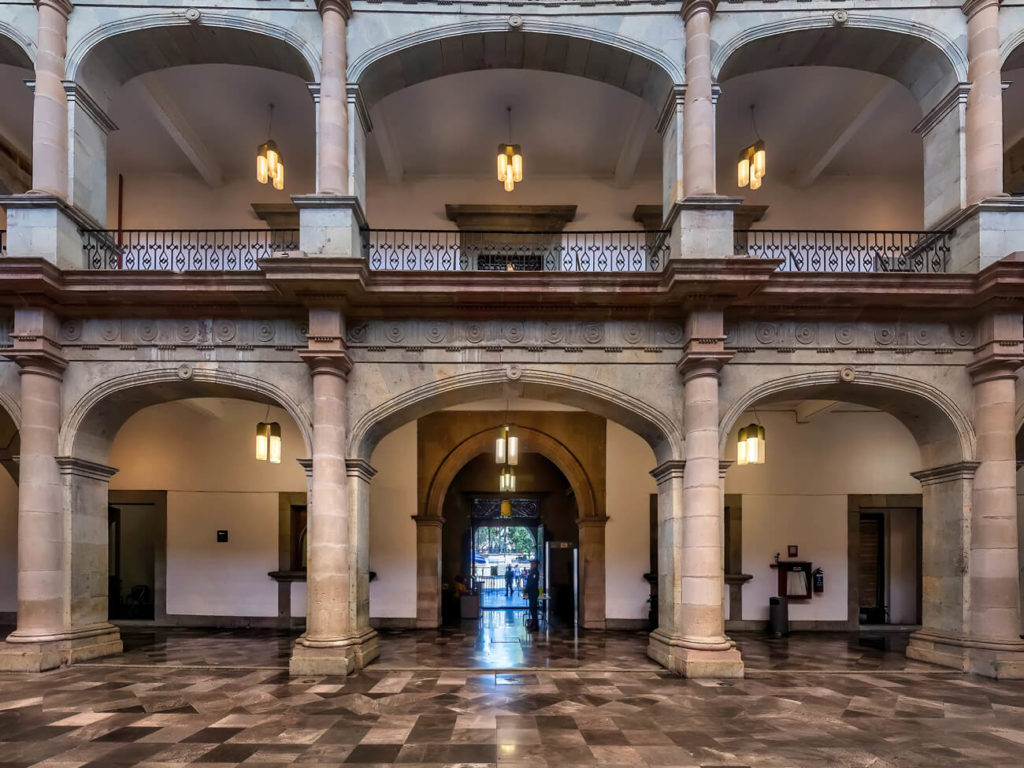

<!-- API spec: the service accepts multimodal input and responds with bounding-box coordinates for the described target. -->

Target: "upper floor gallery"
[1,0,1024,277]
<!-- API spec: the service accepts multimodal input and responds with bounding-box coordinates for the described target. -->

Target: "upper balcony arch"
[349,19,681,112]
[712,16,966,115]
[0,22,34,69]
[67,13,320,106]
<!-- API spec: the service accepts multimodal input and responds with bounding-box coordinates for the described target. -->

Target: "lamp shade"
[736,423,765,466]
[256,421,282,463]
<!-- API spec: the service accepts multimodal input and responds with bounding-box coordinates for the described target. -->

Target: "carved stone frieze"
[724,321,976,353]
[56,319,308,349]
[342,320,685,351]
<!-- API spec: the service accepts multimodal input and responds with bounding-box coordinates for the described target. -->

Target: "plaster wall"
[605,420,655,621]
[107,398,306,617]
[725,409,921,623]
[368,420,418,619]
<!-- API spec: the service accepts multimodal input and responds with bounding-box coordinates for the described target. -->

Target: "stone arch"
[714,17,966,113]
[0,23,34,68]
[60,366,313,465]
[68,14,319,104]
[424,425,598,523]
[720,369,973,468]
[351,19,680,112]
[1001,26,1024,71]
[0,390,19,484]
[350,367,681,465]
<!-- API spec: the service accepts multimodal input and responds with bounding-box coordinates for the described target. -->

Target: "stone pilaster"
[962,0,1004,205]
[31,0,72,198]
[0,307,121,671]
[290,308,379,675]
[412,515,443,628]
[648,309,742,677]
[577,517,608,630]
[316,0,351,195]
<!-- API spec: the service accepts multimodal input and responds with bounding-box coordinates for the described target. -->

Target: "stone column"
[578,517,608,630]
[316,0,350,195]
[962,0,1004,204]
[648,310,742,677]
[291,308,378,675]
[413,515,443,628]
[0,308,121,671]
[31,0,72,197]
[682,0,717,197]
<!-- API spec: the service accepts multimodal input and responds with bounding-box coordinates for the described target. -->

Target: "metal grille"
[363,230,668,272]
[736,229,951,273]
[81,229,299,271]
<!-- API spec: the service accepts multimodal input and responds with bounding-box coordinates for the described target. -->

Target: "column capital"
[962,0,1000,18]
[967,357,1021,383]
[911,461,981,486]
[299,348,353,378]
[681,0,717,22]
[63,81,118,134]
[577,516,610,528]
[55,456,118,481]
[297,457,313,478]
[412,514,444,528]
[345,458,377,483]
[35,0,73,18]
[316,0,351,18]
[676,351,732,381]
[650,459,686,485]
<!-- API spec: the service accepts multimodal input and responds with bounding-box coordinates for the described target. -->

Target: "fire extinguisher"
[813,568,824,594]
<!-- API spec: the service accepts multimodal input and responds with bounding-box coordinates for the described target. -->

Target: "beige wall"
[605,421,656,621]
[368,421,418,619]
[725,408,922,623]
[108,398,307,618]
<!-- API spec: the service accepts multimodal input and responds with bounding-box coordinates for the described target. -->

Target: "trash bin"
[768,596,789,637]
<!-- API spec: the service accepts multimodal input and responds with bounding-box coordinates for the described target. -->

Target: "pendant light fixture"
[736,422,765,466]
[737,105,766,191]
[495,424,519,466]
[499,465,517,493]
[255,404,282,464]
[496,106,523,192]
[257,103,285,191]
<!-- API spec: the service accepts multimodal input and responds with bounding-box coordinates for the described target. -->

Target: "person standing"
[504,565,514,598]
[525,559,540,631]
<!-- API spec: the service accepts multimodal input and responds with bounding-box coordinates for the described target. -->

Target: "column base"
[0,623,122,672]
[647,629,744,678]
[664,196,744,260]
[907,628,1024,679]
[289,628,380,676]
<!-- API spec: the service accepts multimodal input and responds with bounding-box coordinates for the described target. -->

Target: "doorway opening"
[855,506,922,626]
[107,491,167,622]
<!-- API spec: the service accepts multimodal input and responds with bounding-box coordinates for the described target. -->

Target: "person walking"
[504,565,514,598]
[525,559,540,631]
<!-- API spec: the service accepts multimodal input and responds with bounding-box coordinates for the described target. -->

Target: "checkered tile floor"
[2,623,1023,766]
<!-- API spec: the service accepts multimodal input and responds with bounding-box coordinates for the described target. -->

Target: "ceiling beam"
[136,75,223,188]
[614,102,654,188]
[370,107,404,185]
[795,400,839,423]
[793,80,896,188]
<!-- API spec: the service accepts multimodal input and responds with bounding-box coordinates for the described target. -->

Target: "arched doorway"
[0,27,33,216]
[720,371,979,671]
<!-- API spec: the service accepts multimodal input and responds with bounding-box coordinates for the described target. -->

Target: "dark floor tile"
[195,742,261,762]
[183,727,246,743]
[344,743,403,763]
[93,726,162,743]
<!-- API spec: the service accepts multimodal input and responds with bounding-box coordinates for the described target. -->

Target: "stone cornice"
[296,457,313,477]
[55,456,118,481]
[910,461,981,486]
[0,192,104,230]
[913,84,970,137]
[345,458,377,482]
[412,514,444,527]
[347,84,372,134]
[719,459,734,478]
[656,84,685,136]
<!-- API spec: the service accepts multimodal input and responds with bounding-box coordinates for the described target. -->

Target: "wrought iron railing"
[80,229,299,271]
[736,229,952,273]
[363,229,669,272]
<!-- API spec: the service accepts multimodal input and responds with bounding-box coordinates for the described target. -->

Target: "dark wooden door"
[858,513,886,624]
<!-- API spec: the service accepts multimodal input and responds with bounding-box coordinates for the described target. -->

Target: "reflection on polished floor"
[1,627,1023,767]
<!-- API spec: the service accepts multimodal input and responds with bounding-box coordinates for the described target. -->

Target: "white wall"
[109,398,307,618]
[725,408,921,623]
[368,420,418,619]
[605,421,655,621]
[0,468,16,614]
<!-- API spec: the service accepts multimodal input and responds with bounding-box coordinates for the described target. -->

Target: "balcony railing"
[363,229,669,272]
[736,229,952,273]
[80,229,299,271]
